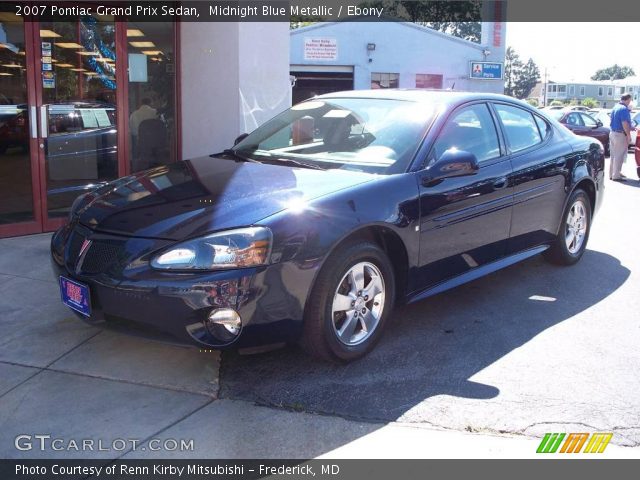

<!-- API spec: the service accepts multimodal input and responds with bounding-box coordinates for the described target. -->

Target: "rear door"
[416,102,514,287]
[492,102,569,253]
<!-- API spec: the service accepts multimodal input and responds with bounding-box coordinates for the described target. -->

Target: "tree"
[504,47,523,97]
[504,47,541,99]
[591,65,635,81]
[353,0,482,42]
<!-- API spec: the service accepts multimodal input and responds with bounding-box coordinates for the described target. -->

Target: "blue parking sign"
[470,62,503,80]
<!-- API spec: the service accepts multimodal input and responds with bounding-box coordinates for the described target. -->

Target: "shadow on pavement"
[219,250,630,423]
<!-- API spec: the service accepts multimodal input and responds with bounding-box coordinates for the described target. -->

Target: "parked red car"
[635,133,640,179]
[549,110,610,156]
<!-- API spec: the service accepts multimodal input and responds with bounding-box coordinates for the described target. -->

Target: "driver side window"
[429,103,500,166]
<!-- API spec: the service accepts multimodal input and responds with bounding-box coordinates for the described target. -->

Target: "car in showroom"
[548,109,610,155]
[51,90,605,362]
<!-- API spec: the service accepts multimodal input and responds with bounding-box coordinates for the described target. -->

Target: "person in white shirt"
[129,98,157,155]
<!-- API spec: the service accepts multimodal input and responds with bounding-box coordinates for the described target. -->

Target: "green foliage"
[581,97,598,108]
[352,0,482,42]
[526,98,539,107]
[550,100,564,106]
[591,64,635,81]
[505,47,541,99]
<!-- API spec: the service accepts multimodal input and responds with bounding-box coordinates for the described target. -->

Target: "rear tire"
[544,189,591,266]
[301,241,395,362]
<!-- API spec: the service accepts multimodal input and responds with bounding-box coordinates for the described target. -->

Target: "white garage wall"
[180,22,291,160]
[290,21,506,94]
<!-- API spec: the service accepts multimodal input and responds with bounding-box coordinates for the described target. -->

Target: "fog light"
[207,308,242,336]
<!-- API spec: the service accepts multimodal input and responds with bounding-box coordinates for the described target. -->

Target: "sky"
[505,23,640,82]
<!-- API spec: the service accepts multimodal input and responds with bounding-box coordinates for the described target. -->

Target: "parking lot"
[1,155,639,459]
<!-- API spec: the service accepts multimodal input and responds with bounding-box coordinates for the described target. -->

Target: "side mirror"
[595,120,603,128]
[233,133,249,146]
[424,149,479,184]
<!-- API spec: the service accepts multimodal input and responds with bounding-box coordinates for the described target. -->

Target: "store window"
[39,17,119,218]
[0,17,33,224]
[127,22,177,173]
[371,72,398,89]
[416,73,443,89]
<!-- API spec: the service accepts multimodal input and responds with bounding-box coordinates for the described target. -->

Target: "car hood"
[77,155,375,240]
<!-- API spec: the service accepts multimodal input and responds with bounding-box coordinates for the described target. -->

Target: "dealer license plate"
[59,276,91,317]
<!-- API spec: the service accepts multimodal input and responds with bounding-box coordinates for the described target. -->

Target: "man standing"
[609,93,633,181]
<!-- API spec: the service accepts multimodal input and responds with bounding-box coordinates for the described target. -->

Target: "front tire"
[301,242,395,362]
[544,189,591,265]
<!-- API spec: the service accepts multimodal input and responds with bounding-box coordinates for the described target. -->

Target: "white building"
[289,20,506,103]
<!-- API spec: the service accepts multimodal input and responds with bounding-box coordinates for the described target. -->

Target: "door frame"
[0,20,44,238]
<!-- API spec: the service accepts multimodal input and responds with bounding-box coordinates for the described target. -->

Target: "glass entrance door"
[37,16,121,225]
[0,14,40,236]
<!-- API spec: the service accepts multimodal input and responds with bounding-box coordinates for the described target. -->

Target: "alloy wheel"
[565,199,588,254]
[331,261,385,346]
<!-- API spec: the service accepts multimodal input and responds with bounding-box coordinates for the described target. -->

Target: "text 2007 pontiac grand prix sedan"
[51,90,604,362]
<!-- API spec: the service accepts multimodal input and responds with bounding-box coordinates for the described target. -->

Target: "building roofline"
[290,18,486,51]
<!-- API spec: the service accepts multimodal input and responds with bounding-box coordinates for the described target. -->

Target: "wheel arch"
[305,224,410,311]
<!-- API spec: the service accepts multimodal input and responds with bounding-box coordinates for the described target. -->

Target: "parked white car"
[588,108,637,148]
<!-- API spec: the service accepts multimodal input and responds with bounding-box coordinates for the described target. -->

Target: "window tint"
[430,103,500,163]
[581,113,597,127]
[534,115,550,139]
[494,104,543,152]
[565,112,584,126]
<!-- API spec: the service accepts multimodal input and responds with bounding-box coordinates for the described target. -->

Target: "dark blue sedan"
[51,90,605,362]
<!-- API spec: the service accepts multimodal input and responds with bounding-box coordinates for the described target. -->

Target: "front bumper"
[51,223,308,349]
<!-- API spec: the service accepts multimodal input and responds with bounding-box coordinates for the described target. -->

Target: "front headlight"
[151,227,272,270]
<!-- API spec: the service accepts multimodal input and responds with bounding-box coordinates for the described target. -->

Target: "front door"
[417,102,514,288]
[36,16,124,230]
[0,15,41,237]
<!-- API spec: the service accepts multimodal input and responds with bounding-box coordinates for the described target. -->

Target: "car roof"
[315,89,530,108]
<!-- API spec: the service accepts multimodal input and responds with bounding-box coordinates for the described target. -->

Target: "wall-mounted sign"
[303,38,337,61]
[470,62,503,80]
[41,42,52,55]
[42,63,52,71]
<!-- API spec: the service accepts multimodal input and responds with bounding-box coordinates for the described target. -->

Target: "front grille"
[67,231,85,262]
[81,242,125,274]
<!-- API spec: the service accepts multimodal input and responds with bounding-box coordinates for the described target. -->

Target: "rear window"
[494,104,543,153]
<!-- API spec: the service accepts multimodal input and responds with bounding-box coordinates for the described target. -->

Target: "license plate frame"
[59,276,91,317]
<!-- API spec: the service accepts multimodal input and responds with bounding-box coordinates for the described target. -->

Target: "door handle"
[29,106,37,139]
[40,105,48,139]
[493,177,508,189]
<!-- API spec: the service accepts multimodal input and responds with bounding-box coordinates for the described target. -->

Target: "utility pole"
[543,67,548,106]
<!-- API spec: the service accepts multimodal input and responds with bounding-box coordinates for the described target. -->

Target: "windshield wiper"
[258,157,325,170]
[212,149,260,163]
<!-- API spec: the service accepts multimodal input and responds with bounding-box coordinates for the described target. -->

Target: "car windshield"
[548,109,565,120]
[233,97,434,174]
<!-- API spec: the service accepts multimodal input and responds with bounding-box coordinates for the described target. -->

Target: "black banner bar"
[2,1,640,22]
[1,459,639,480]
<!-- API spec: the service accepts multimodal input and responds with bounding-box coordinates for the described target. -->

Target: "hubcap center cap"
[355,297,365,310]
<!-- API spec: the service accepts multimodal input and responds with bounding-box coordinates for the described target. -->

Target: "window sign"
[93,109,111,127]
[128,53,148,82]
[79,109,98,128]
